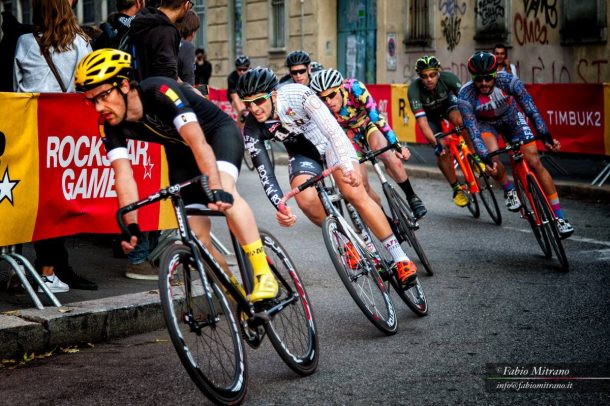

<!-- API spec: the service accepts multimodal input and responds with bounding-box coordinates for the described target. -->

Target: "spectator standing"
[194,48,212,85]
[175,10,200,85]
[227,55,250,125]
[92,0,147,50]
[0,10,32,91]
[129,0,193,81]
[13,0,95,291]
[493,44,518,78]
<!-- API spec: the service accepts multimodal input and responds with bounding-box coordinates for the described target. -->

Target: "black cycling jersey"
[407,71,461,132]
[101,76,243,203]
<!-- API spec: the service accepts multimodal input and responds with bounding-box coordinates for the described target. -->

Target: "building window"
[194,0,206,50]
[82,0,95,24]
[20,0,31,24]
[560,0,607,44]
[474,0,510,43]
[270,0,285,49]
[404,0,432,47]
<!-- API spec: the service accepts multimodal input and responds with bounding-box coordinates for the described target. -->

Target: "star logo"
[0,167,19,205]
[143,156,154,179]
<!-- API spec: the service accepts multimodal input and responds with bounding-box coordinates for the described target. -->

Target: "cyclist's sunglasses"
[473,73,497,83]
[242,92,272,108]
[290,68,307,76]
[419,71,438,79]
[84,84,118,106]
[318,88,340,102]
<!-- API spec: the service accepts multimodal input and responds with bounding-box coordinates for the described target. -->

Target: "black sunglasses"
[473,73,496,83]
[242,93,272,108]
[84,85,118,106]
[290,68,307,76]
[319,88,339,102]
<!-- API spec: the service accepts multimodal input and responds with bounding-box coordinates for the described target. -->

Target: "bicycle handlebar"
[116,175,213,238]
[486,137,543,160]
[358,142,399,164]
[277,164,341,215]
[434,126,464,141]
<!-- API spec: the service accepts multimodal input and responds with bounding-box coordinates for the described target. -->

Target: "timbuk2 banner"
[0,92,175,246]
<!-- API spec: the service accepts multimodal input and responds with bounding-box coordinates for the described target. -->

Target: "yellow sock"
[242,239,271,277]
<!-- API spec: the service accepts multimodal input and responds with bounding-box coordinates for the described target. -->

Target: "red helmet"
[467,51,498,76]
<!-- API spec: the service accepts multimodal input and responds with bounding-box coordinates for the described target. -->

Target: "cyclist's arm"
[244,117,285,210]
[111,157,139,226]
[304,92,353,173]
[509,77,549,136]
[415,116,438,146]
[353,81,397,144]
[457,98,488,157]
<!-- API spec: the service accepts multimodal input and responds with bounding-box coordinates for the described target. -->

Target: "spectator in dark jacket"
[129,0,192,81]
[0,10,33,91]
[175,10,200,85]
[195,47,212,85]
[92,0,146,50]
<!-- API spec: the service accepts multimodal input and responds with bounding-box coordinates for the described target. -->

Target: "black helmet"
[237,67,278,98]
[286,50,311,67]
[235,55,250,68]
[467,51,498,76]
[310,69,343,93]
[310,61,324,73]
[415,55,441,74]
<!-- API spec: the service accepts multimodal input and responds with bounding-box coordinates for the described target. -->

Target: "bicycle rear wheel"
[322,216,398,335]
[387,274,428,316]
[159,244,247,405]
[243,149,255,171]
[384,184,434,276]
[515,176,551,258]
[265,141,275,170]
[527,176,569,271]
[468,154,502,225]
[259,230,319,376]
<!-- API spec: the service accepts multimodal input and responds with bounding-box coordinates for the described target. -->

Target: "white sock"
[382,235,409,262]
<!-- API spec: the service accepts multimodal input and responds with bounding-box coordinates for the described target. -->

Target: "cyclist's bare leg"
[359,163,383,206]
[188,215,231,274]
[291,174,327,226]
[522,143,558,196]
[482,133,509,184]
[448,110,476,153]
[367,131,408,184]
[437,142,459,184]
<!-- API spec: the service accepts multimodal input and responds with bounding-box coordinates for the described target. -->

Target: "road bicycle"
[243,139,274,171]
[279,164,427,333]
[359,142,434,279]
[488,138,569,271]
[435,124,502,225]
[117,175,318,405]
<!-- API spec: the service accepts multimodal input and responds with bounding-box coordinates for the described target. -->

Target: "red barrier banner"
[0,93,172,246]
[207,86,237,121]
[525,83,605,155]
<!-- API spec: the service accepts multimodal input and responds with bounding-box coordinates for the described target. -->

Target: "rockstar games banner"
[0,92,175,246]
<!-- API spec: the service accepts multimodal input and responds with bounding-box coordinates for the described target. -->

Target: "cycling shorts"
[346,121,379,157]
[427,98,460,135]
[165,121,244,205]
[478,110,535,147]
[287,144,357,183]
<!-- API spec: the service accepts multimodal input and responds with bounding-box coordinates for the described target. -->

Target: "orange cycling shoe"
[395,260,417,289]
[343,241,360,270]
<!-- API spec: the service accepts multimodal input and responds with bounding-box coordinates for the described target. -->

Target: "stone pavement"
[1,145,609,358]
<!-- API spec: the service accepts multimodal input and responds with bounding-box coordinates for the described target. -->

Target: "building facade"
[2,0,608,86]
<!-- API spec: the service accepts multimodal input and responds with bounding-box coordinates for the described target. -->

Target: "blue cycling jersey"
[457,71,549,157]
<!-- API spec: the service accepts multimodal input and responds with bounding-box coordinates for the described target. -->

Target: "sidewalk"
[1,146,609,358]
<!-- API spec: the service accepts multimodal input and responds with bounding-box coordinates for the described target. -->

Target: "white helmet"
[310,68,344,93]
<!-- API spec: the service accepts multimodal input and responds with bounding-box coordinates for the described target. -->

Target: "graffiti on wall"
[439,1,466,51]
[523,0,558,28]
[476,0,505,28]
[514,0,558,45]
[529,57,609,84]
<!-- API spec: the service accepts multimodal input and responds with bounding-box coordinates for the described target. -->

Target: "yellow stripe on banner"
[158,147,177,230]
[390,84,417,143]
[0,92,40,246]
[604,84,610,156]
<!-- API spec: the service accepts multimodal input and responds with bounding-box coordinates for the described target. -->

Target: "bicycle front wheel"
[159,244,247,405]
[468,154,502,225]
[515,176,551,258]
[384,185,434,276]
[387,275,428,316]
[265,141,276,170]
[243,149,255,171]
[259,230,319,376]
[322,216,398,335]
[528,176,569,271]
[455,157,480,218]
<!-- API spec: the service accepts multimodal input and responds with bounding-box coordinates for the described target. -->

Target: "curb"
[1,290,165,358]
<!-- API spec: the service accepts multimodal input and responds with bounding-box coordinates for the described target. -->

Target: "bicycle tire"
[454,156,480,218]
[387,274,428,316]
[527,176,569,271]
[321,216,398,335]
[515,176,551,258]
[384,184,434,276]
[467,155,502,225]
[266,141,275,171]
[259,230,319,376]
[243,149,255,171]
[159,244,248,405]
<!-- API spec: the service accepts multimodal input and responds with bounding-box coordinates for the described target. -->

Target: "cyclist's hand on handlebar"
[542,135,561,153]
[434,143,446,157]
[342,169,361,187]
[121,223,142,254]
[395,144,411,160]
[207,189,234,212]
[276,205,297,227]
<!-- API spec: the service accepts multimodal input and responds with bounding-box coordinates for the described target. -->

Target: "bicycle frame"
[436,126,480,194]
[116,176,300,327]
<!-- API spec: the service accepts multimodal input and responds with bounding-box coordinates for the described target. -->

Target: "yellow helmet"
[75,48,132,91]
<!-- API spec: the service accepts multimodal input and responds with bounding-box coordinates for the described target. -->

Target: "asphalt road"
[2,163,609,405]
